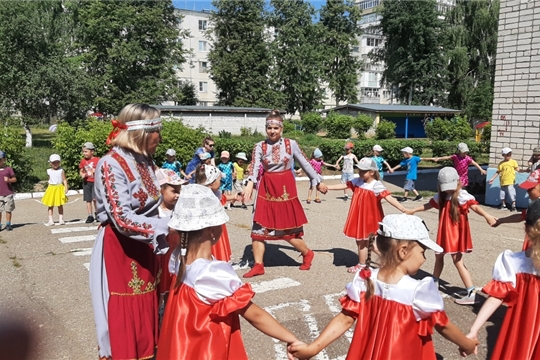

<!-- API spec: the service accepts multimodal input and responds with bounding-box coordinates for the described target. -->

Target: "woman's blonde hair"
[110,103,161,156]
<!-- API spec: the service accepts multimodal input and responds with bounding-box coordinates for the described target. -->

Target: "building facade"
[175,9,219,106]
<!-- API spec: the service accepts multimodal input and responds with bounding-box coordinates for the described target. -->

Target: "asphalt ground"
[0,179,522,360]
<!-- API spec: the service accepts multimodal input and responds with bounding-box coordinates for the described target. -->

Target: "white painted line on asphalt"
[251,277,301,294]
[84,263,90,271]
[58,235,96,244]
[51,226,99,234]
[265,300,329,360]
[502,236,523,242]
[323,292,353,343]
[71,248,93,256]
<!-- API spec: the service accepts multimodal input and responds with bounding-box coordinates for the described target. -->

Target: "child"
[407,167,497,305]
[195,164,237,262]
[391,147,434,202]
[306,148,337,204]
[326,157,407,273]
[488,147,519,211]
[79,142,100,223]
[162,148,189,179]
[157,184,299,360]
[231,152,248,209]
[289,214,478,359]
[434,142,487,189]
[371,144,393,180]
[526,147,540,174]
[155,168,187,319]
[466,199,540,360]
[217,151,235,210]
[42,154,69,226]
[335,142,358,201]
[494,169,540,250]
[0,150,16,231]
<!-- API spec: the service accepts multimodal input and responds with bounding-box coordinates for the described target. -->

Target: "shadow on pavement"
[239,243,302,267]
[320,248,358,267]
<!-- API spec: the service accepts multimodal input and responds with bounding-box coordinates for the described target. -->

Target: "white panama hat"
[168,184,229,232]
[356,157,378,171]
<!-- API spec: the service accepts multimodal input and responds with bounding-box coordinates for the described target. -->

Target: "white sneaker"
[57,220,66,225]
[44,220,54,226]
[454,291,478,305]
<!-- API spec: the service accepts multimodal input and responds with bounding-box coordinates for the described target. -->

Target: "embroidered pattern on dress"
[133,188,148,209]
[272,143,280,164]
[101,162,153,238]
[110,261,160,296]
[111,152,135,182]
[264,185,291,201]
[135,163,160,201]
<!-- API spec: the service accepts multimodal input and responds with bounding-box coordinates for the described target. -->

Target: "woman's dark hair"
[195,164,207,184]
[202,136,214,147]
[266,109,283,122]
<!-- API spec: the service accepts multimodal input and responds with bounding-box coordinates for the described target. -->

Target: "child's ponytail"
[361,234,377,301]
[195,164,207,185]
[174,231,189,289]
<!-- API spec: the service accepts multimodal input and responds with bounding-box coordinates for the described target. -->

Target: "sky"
[172,0,327,12]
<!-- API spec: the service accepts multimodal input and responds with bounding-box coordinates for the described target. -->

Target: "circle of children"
[15,122,540,358]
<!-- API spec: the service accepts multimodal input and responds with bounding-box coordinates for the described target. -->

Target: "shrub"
[352,114,374,139]
[218,130,231,139]
[157,120,208,167]
[301,112,323,134]
[282,120,295,134]
[481,123,491,143]
[375,119,396,140]
[430,141,485,162]
[325,112,354,139]
[240,127,252,137]
[0,127,35,191]
[424,116,473,141]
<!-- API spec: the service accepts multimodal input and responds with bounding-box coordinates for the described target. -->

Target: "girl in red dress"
[407,167,496,305]
[326,157,406,273]
[289,214,478,360]
[157,184,299,360]
[466,199,540,360]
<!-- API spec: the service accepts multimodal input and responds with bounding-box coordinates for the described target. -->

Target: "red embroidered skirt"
[253,171,307,231]
[103,226,160,360]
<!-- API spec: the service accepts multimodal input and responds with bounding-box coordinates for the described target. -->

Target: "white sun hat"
[236,152,248,161]
[49,154,61,162]
[401,147,414,154]
[168,184,229,232]
[373,145,383,152]
[438,167,459,192]
[200,164,223,185]
[155,168,188,186]
[356,157,378,171]
[165,149,176,156]
[378,214,443,253]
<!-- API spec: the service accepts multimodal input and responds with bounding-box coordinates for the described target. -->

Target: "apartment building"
[175,9,218,106]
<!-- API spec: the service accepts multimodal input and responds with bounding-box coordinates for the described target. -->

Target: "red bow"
[106,119,127,145]
[359,267,372,280]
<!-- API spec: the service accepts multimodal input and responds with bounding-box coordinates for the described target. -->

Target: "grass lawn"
[22,127,56,183]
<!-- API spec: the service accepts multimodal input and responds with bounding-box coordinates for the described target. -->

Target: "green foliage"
[430,141,487,164]
[301,112,323,134]
[376,119,397,140]
[318,139,430,166]
[209,0,282,108]
[218,130,232,139]
[446,0,499,120]
[424,116,473,141]
[324,113,354,139]
[481,123,491,143]
[156,120,207,167]
[240,127,252,137]
[213,139,257,164]
[319,0,363,105]
[371,0,449,105]
[0,127,35,191]
[269,0,325,114]
[352,114,374,139]
[283,121,296,134]
[170,80,199,106]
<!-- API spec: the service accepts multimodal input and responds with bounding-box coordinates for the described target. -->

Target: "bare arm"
[62,170,69,192]
[435,321,478,355]
[471,160,487,175]
[240,302,298,344]
[493,213,522,227]
[326,183,348,191]
[383,161,393,172]
[406,201,434,215]
[289,311,355,359]
[421,157,437,162]
[488,171,500,184]
[467,296,503,340]
[435,155,452,162]
[391,164,403,172]
[335,155,344,167]
[352,155,359,164]
[383,194,407,213]
[470,204,497,226]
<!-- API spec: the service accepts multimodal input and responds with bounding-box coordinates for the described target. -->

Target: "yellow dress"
[41,168,68,206]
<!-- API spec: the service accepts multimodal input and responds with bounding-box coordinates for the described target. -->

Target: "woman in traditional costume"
[89,104,169,360]
[242,109,328,278]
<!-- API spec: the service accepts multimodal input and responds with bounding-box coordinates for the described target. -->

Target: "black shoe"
[497,203,505,210]
[5,224,12,231]
[414,195,423,201]
[85,215,95,223]
[398,197,408,202]
[510,205,517,212]
[241,204,248,209]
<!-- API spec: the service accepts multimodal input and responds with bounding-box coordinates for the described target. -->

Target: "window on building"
[199,61,208,73]
[358,0,380,10]
[363,87,379,98]
[199,81,208,92]
[368,72,377,87]
[353,46,360,53]
[199,20,207,31]
[199,41,207,52]
[366,38,381,47]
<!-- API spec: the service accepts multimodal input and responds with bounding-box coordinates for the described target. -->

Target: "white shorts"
[233,180,244,193]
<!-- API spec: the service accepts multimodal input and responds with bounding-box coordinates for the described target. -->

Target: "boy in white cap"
[390,147,436,202]
[231,152,248,209]
[79,142,100,223]
[162,149,188,179]
[371,144,393,180]
[488,147,519,211]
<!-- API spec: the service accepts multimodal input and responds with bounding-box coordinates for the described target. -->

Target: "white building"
[175,9,219,106]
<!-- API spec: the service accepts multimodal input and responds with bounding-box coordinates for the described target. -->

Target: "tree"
[269,0,325,114]
[446,0,499,121]
[168,80,199,105]
[319,0,363,106]
[208,0,281,108]
[371,0,449,106]
[0,1,92,124]
[77,0,188,114]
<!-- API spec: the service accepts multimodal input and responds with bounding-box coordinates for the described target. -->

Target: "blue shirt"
[372,156,385,173]
[186,148,215,178]
[162,160,182,175]
[399,156,421,180]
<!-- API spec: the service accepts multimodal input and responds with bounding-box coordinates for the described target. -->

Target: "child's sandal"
[306,198,311,204]
[314,198,321,203]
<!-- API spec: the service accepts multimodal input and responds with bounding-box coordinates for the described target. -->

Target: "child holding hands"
[157,184,299,360]
[326,158,406,273]
[434,142,486,189]
[289,214,478,360]
[488,147,519,211]
[407,167,497,305]
[306,148,338,203]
